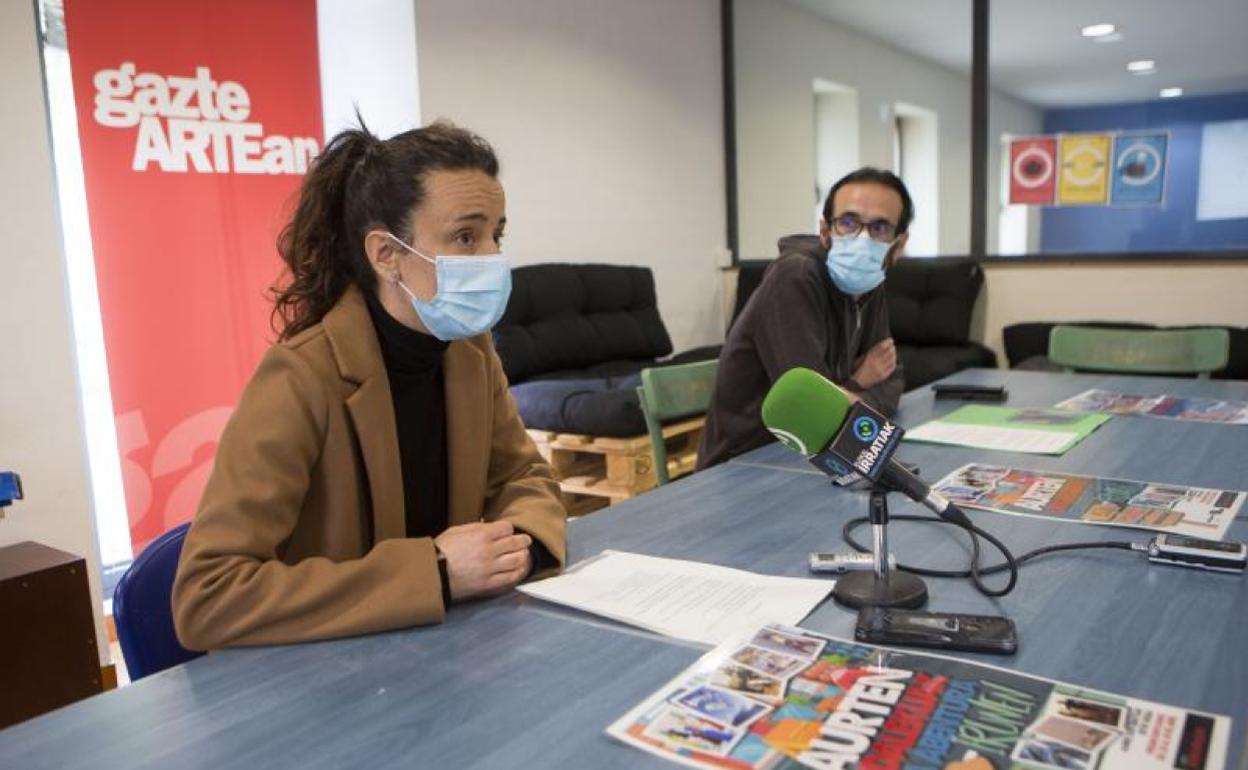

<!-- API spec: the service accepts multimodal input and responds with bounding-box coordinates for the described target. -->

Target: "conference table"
[1,369,1245,769]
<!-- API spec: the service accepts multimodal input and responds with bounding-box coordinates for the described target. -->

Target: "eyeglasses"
[830,213,899,243]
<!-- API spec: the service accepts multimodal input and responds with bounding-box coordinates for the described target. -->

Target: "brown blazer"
[172,286,566,649]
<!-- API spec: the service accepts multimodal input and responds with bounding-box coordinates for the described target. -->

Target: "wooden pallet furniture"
[527,414,705,515]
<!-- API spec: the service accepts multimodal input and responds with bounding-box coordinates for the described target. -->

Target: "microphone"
[762,367,934,608]
[761,368,970,528]
[761,367,1018,602]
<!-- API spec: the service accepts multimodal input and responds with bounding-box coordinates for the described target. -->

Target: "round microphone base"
[832,571,928,610]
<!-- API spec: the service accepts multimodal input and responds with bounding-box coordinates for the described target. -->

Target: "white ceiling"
[781,0,1248,108]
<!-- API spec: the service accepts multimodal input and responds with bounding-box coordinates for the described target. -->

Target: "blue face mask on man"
[826,232,892,295]
[387,234,512,341]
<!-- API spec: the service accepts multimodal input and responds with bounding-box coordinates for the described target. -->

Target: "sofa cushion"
[493,264,673,384]
[511,347,723,435]
[522,359,657,382]
[509,374,646,438]
[885,258,984,346]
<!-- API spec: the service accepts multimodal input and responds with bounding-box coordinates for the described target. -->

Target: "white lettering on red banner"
[92,61,319,174]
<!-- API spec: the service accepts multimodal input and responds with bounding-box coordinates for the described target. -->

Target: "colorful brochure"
[608,623,1230,770]
[1056,389,1248,425]
[904,406,1110,455]
[932,463,1243,540]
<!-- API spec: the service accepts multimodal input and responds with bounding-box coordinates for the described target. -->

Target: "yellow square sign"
[1058,133,1112,205]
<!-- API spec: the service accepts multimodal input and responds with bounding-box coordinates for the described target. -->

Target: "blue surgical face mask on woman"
[826,232,891,295]
[386,234,512,341]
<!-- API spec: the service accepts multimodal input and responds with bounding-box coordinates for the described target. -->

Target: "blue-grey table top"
[2,369,1245,769]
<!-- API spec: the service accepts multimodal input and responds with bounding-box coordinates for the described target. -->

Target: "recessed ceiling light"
[1159,87,1184,98]
[1127,59,1156,74]
[1081,23,1116,38]
[1092,32,1123,44]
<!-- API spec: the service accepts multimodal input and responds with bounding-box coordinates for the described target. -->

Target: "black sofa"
[493,263,715,437]
[493,257,996,437]
[734,257,997,390]
[885,258,997,389]
[1003,321,1248,380]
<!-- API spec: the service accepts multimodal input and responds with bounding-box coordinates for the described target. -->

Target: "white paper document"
[517,550,834,646]
[905,421,1076,454]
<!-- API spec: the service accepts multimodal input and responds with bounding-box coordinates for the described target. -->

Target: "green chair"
[636,359,719,485]
[1048,326,1230,378]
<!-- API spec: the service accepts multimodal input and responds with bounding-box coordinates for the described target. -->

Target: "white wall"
[734,0,1043,259]
[318,0,420,139]
[414,0,729,351]
[980,261,1248,364]
[0,1,109,666]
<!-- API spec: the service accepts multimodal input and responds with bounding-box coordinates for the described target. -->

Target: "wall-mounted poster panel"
[1008,136,1057,205]
[1111,133,1168,205]
[63,0,323,552]
[1057,133,1112,205]
[1039,93,1248,253]
[1009,132,1172,208]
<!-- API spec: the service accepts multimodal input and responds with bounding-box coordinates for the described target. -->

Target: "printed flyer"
[931,464,1242,540]
[1055,389,1248,425]
[608,623,1230,770]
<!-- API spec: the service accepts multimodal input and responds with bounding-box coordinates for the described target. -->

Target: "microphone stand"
[831,487,928,610]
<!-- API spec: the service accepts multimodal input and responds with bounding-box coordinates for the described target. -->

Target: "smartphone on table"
[931,383,1008,402]
[854,607,1018,655]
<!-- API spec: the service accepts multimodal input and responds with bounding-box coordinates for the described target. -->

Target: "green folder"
[904,405,1110,455]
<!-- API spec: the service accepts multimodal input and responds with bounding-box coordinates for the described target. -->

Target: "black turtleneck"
[364,292,450,539]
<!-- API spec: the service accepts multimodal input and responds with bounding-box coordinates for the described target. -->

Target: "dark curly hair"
[822,167,914,235]
[271,119,499,340]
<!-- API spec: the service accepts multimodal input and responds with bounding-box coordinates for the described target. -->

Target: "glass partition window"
[733,0,1248,260]
[988,0,1248,256]
[733,0,971,259]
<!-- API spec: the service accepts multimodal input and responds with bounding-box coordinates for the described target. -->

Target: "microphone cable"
[841,513,1136,598]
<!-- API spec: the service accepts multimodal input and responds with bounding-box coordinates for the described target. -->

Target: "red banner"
[1009,137,1057,205]
[64,0,322,552]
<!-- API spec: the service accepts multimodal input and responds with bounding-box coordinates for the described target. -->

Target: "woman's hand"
[434,520,532,602]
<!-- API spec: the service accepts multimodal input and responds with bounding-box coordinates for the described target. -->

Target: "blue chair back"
[113,523,203,679]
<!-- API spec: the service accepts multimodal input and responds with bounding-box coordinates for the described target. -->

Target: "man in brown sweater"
[698,168,911,468]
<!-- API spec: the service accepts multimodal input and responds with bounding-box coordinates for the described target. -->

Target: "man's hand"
[851,337,897,389]
[434,520,532,602]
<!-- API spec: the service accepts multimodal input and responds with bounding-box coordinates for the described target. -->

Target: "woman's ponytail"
[271,128,382,340]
